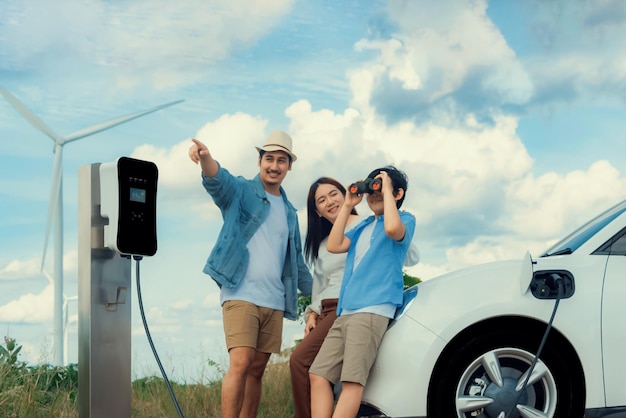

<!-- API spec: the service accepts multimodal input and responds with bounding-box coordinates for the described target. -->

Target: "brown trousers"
[289,298,339,418]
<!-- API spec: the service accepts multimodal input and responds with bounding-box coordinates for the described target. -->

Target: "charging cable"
[505,274,564,417]
[134,255,185,418]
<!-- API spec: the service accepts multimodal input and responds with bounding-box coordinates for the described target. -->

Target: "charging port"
[530,270,575,299]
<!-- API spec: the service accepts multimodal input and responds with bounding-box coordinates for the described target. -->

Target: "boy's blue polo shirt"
[337,211,416,315]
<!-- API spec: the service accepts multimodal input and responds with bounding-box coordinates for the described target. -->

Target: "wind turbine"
[0,86,183,365]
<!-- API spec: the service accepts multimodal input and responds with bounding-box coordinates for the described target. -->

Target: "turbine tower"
[0,86,183,365]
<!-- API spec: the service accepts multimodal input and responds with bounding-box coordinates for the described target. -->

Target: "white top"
[307,215,364,315]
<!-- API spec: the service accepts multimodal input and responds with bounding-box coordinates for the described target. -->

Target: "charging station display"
[100,157,158,256]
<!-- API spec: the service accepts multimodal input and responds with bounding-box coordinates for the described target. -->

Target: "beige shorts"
[222,300,284,353]
[309,312,389,386]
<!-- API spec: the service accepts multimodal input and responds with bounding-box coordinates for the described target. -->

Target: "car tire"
[427,327,584,418]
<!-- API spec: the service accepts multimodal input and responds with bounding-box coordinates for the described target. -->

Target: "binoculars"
[349,178,382,195]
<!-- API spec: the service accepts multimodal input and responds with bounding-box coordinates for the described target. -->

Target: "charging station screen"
[130,187,146,203]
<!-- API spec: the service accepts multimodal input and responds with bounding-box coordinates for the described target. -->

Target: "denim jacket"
[201,165,312,320]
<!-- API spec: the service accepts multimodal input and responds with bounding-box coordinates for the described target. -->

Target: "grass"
[1,336,296,418]
[1,276,422,417]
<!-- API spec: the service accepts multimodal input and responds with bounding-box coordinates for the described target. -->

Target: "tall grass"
[1,336,295,417]
[0,336,78,418]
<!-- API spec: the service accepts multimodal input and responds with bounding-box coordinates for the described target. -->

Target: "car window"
[541,200,626,257]
[593,227,626,256]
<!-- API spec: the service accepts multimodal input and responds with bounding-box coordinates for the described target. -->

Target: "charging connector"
[530,270,575,299]
[506,274,566,417]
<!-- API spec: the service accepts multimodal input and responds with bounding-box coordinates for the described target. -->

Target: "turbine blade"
[0,85,62,143]
[41,146,63,271]
[41,268,54,285]
[64,99,184,144]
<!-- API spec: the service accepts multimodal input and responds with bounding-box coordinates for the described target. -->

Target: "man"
[188,130,312,418]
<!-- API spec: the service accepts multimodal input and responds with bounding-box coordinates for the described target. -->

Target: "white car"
[358,199,626,418]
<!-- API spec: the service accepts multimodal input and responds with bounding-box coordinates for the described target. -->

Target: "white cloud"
[0,284,52,322]
[354,0,534,118]
[505,160,626,240]
[408,262,449,282]
[171,299,194,310]
[0,257,41,280]
[355,39,423,91]
[281,94,534,229]
[526,53,626,107]
[421,159,626,273]
[0,0,295,89]
[134,112,269,190]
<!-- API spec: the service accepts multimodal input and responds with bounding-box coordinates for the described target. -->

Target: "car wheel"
[427,329,584,418]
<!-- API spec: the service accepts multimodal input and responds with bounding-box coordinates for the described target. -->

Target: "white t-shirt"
[308,215,364,315]
[220,192,288,310]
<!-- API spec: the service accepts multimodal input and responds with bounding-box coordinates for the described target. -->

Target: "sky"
[1,0,626,384]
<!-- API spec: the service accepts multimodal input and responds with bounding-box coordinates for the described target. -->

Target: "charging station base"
[78,164,132,418]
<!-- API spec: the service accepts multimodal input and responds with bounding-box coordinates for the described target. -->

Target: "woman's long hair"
[304,177,357,264]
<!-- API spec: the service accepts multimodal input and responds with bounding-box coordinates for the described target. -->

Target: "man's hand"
[188,138,219,177]
[189,138,209,164]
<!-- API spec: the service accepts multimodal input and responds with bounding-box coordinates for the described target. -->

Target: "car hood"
[417,255,530,295]
[404,254,537,339]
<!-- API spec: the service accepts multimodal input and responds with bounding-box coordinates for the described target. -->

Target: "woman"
[289,177,362,418]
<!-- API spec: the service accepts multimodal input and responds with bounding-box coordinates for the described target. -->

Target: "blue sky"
[1,0,625,383]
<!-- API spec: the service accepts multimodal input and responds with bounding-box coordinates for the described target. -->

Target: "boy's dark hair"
[366,165,408,209]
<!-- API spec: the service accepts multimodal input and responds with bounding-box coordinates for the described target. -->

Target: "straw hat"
[255,130,297,162]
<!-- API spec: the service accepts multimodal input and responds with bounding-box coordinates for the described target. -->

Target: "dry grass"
[131,351,295,417]
[1,345,296,418]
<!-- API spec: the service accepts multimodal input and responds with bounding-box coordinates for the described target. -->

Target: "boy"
[309,165,416,418]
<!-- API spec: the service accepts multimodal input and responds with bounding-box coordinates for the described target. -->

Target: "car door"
[599,231,626,406]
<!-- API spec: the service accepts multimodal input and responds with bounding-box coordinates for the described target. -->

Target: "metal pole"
[63,296,78,365]
[53,149,64,365]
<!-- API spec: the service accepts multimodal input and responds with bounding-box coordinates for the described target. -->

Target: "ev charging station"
[78,157,158,418]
